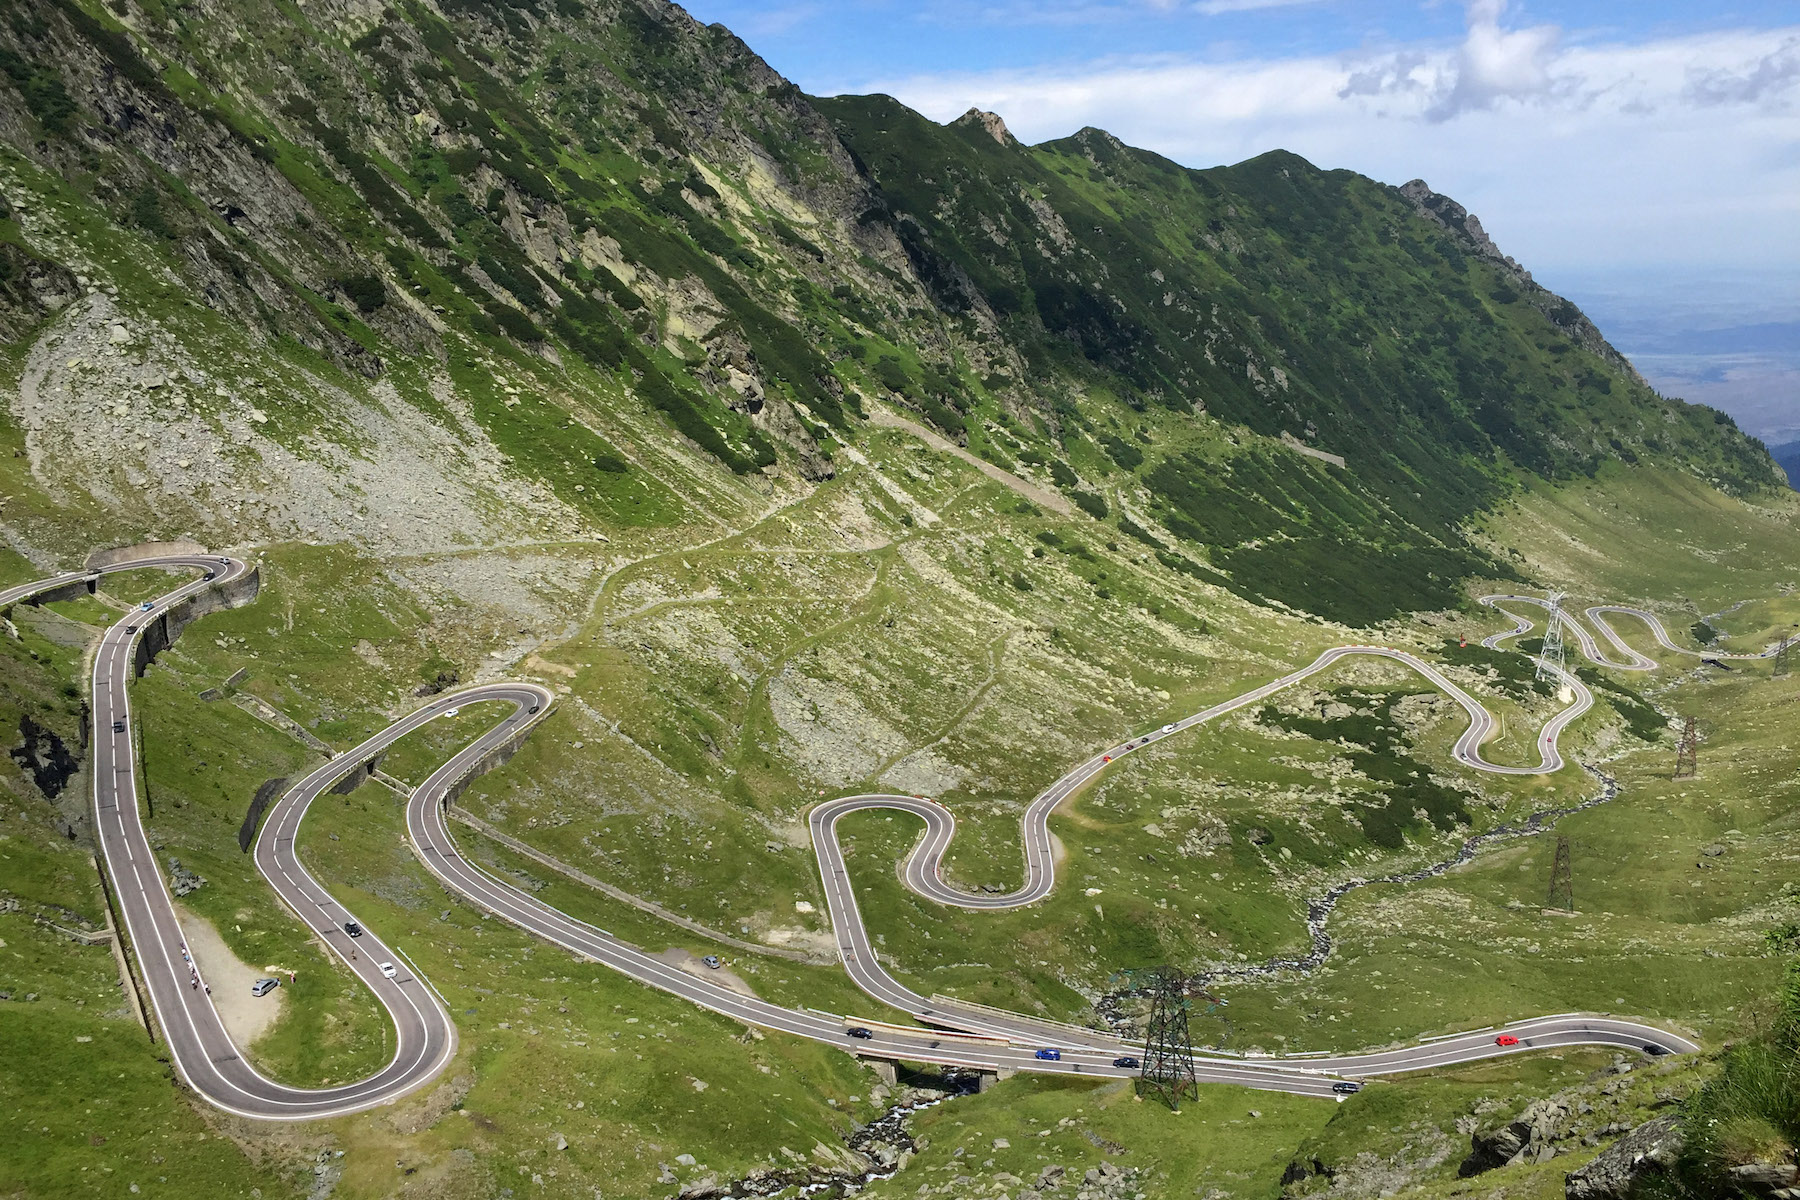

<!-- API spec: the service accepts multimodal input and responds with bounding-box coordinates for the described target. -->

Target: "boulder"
[1461,1121,1530,1176]
[1729,1163,1800,1193]
[1564,1115,1682,1200]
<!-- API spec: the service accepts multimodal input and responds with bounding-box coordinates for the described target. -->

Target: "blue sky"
[684,0,1800,441]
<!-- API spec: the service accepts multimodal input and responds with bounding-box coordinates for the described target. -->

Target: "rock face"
[1563,1115,1682,1200]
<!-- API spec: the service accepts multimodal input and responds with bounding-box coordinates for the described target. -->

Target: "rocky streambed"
[677,1075,980,1199]
[1100,765,1622,1026]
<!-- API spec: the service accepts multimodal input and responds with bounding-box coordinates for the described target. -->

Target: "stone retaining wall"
[85,540,207,570]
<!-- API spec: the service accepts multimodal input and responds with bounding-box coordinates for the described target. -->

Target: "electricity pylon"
[1139,966,1198,1111]
[1536,593,1567,684]
[1673,716,1699,779]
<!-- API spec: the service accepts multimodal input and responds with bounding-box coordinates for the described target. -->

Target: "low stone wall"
[133,565,260,678]
[85,540,208,570]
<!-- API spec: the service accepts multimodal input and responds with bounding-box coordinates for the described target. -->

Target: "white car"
[443,707,460,718]
[1161,724,1176,734]
[378,961,397,979]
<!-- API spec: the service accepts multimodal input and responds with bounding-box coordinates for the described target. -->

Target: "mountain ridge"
[0,0,1781,622]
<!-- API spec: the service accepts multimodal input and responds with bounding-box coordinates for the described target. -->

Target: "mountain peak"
[953,107,1014,146]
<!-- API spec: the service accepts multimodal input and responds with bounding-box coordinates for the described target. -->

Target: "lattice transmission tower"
[1673,716,1699,779]
[1546,836,1574,912]
[1535,592,1567,684]
[1139,966,1198,1111]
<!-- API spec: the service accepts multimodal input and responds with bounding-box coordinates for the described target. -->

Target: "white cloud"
[1191,0,1324,15]
[1425,0,1565,120]
[845,9,1800,277]
[1685,34,1800,108]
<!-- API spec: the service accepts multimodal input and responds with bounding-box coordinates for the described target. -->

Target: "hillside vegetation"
[0,0,1778,624]
[3,1,1799,1198]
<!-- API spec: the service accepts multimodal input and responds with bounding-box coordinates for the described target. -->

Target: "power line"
[1775,628,1794,679]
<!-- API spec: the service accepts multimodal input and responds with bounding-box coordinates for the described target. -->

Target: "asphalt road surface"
[5,557,1709,1118]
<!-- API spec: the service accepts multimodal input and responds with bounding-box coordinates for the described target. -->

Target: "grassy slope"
[2,460,1796,1196]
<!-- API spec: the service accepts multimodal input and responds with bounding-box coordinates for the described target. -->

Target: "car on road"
[846,1027,874,1040]
[343,921,362,938]
[1102,755,1112,763]
[1034,1048,1062,1061]
[1111,1056,1139,1069]
[1495,1035,1520,1047]
[701,955,722,968]
[124,624,137,634]
[251,978,280,997]
[218,557,231,564]
[111,720,125,733]
[1161,724,1176,733]
[378,961,397,979]
[1643,1043,1669,1056]
[1331,1081,1362,1095]
[139,600,154,611]
[444,707,460,718]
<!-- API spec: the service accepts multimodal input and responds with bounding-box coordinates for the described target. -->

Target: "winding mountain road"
[5,556,1723,1119]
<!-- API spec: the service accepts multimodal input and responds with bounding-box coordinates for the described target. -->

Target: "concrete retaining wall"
[440,710,547,811]
[133,565,261,678]
[24,577,98,607]
[85,540,208,570]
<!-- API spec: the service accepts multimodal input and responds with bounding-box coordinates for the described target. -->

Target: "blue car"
[1034,1048,1061,1061]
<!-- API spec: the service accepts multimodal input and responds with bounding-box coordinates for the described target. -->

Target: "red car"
[1495,1035,1520,1047]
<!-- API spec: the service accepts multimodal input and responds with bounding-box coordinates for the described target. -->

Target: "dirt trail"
[866,408,1073,516]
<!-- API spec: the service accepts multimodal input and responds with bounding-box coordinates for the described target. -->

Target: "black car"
[111,720,126,733]
[343,921,363,938]
[1112,1056,1140,1069]
[1643,1043,1669,1056]
[1331,1081,1362,1095]
[847,1027,874,1040]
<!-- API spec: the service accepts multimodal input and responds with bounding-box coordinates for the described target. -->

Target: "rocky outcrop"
[1398,179,1648,387]
[953,108,1015,147]
[1398,179,1526,277]
[1461,1098,1575,1175]
[166,857,205,897]
[1563,1115,1682,1200]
